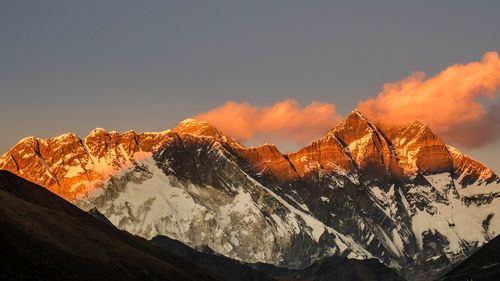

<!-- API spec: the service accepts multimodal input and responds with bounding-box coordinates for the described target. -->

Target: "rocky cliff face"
[1,111,499,281]
[385,121,453,176]
[447,145,498,187]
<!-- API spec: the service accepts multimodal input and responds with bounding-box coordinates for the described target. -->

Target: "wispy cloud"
[194,99,342,146]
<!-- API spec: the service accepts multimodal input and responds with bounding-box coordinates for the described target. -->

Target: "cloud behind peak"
[358,51,500,148]
[194,99,342,147]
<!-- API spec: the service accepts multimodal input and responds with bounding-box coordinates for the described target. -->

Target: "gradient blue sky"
[1,1,499,172]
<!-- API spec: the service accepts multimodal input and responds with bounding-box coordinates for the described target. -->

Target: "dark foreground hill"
[0,170,220,281]
[441,234,500,281]
[253,257,405,281]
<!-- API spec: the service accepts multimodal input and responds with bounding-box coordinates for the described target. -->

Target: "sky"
[1,1,499,173]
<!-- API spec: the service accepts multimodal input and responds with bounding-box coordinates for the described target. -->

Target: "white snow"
[424,173,453,194]
[411,175,500,255]
[375,225,403,257]
[97,157,207,239]
[391,229,405,256]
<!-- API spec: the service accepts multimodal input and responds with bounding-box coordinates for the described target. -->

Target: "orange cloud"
[358,51,500,148]
[195,52,500,150]
[194,100,342,146]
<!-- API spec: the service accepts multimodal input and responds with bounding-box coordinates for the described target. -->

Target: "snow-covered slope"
[1,111,499,281]
[81,151,369,267]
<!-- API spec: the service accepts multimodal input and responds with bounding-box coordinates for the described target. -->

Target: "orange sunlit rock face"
[331,111,403,181]
[237,144,300,184]
[447,145,498,186]
[288,133,355,178]
[384,121,453,175]
[291,111,403,181]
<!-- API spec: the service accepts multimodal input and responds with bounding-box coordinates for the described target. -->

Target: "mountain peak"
[88,127,108,137]
[385,121,436,143]
[343,109,372,124]
[52,132,79,142]
[16,136,37,144]
[403,120,433,134]
[329,110,375,135]
[178,118,209,127]
[324,109,403,180]
[349,109,368,119]
[173,118,223,139]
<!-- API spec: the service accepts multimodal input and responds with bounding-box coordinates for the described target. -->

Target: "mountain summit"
[173,119,225,139]
[0,112,499,280]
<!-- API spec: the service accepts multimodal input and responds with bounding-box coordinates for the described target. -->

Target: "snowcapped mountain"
[1,111,499,280]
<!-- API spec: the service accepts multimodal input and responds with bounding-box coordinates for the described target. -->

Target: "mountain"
[1,110,499,280]
[0,170,221,281]
[441,234,500,281]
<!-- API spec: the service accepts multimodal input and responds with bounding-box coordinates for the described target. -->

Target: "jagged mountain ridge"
[1,110,499,280]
